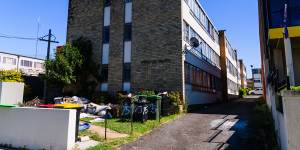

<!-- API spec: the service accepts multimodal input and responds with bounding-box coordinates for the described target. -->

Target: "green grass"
[83,114,181,150]
[80,117,95,123]
[79,130,105,142]
[248,99,278,150]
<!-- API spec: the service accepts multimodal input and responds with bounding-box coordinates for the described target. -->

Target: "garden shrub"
[0,70,23,82]
[239,88,249,96]
[291,86,300,91]
[137,90,155,96]
[168,91,183,105]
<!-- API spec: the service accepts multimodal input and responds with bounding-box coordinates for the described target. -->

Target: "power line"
[0,34,37,41]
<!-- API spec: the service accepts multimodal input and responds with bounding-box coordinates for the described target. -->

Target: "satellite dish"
[190,37,200,48]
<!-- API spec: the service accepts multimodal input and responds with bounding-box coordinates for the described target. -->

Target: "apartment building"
[252,68,262,89]
[259,0,300,149]
[0,51,45,76]
[67,0,242,105]
[219,31,240,100]
[239,59,247,88]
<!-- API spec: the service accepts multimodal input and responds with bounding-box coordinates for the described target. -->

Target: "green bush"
[137,90,155,96]
[168,91,183,105]
[291,86,300,91]
[0,70,23,82]
[45,43,83,86]
[239,88,249,96]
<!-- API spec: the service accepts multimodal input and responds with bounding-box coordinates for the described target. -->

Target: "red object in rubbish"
[38,104,56,108]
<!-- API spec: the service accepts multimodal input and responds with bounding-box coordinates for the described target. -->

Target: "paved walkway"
[121,98,257,150]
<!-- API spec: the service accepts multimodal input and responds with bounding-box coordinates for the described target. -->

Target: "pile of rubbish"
[53,96,90,105]
[52,96,112,131]
[53,96,111,117]
[23,97,45,107]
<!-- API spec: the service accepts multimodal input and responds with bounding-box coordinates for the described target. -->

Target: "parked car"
[248,88,263,95]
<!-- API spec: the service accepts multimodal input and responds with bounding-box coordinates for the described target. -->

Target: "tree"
[72,37,101,98]
[45,43,83,86]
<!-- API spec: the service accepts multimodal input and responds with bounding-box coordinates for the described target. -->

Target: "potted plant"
[0,70,25,104]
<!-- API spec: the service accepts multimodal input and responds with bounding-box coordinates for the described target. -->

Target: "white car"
[249,88,263,95]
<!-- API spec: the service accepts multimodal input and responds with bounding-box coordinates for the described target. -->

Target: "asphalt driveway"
[121,98,257,150]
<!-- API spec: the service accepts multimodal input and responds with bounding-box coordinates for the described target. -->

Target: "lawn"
[80,114,182,150]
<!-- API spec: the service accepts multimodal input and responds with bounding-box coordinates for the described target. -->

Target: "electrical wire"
[0,34,37,40]
[0,32,59,43]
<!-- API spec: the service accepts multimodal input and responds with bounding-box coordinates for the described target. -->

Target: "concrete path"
[121,98,257,150]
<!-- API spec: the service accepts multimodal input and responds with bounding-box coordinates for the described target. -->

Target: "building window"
[123,63,131,82]
[34,62,44,69]
[183,21,190,42]
[252,69,261,74]
[3,57,16,65]
[185,62,219,93]
[104,7,111,26]
[104,0,111,7]
[101,64,108,82]
[101,83,108,92]
[102,44,109,64]
[124,2,132,23]
[124,23,132,41]
[103,26,110,43]
[254,80,261,83]
[184,0,218,42]
[21,60,33,67]
[124,41,131,63]
[123,82,131,92]
[184,21,220,68]
[228,79,238,94]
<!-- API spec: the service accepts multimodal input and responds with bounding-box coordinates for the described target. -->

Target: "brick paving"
[121,98,257,150]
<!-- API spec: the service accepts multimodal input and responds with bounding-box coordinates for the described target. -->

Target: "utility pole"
[283,2,295,87]
[39,29,59,99]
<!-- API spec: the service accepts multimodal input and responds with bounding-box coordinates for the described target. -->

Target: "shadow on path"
[121,98,259,150]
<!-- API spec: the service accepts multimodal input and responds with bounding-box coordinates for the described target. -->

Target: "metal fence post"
[130,102,134,134]
[105,109,107,140]
[156,98,161,123]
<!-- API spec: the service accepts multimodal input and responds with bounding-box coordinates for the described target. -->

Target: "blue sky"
[0,0,68,59]
[201,0,261,75]
[0,0,260,76]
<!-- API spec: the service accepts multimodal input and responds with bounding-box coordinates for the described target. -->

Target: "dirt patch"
[89,125,128,139]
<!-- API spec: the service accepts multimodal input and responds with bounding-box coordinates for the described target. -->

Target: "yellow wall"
[269,26,300,39]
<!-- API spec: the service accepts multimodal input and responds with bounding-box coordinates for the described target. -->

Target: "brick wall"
[108,1,124,93]
[131,0,183,93]
[219,30,229,101]
[67,0,103,67]
[67,0,184,95]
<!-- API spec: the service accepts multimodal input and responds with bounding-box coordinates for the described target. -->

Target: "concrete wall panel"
[0,82,24,105]
[0,107,76,150]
